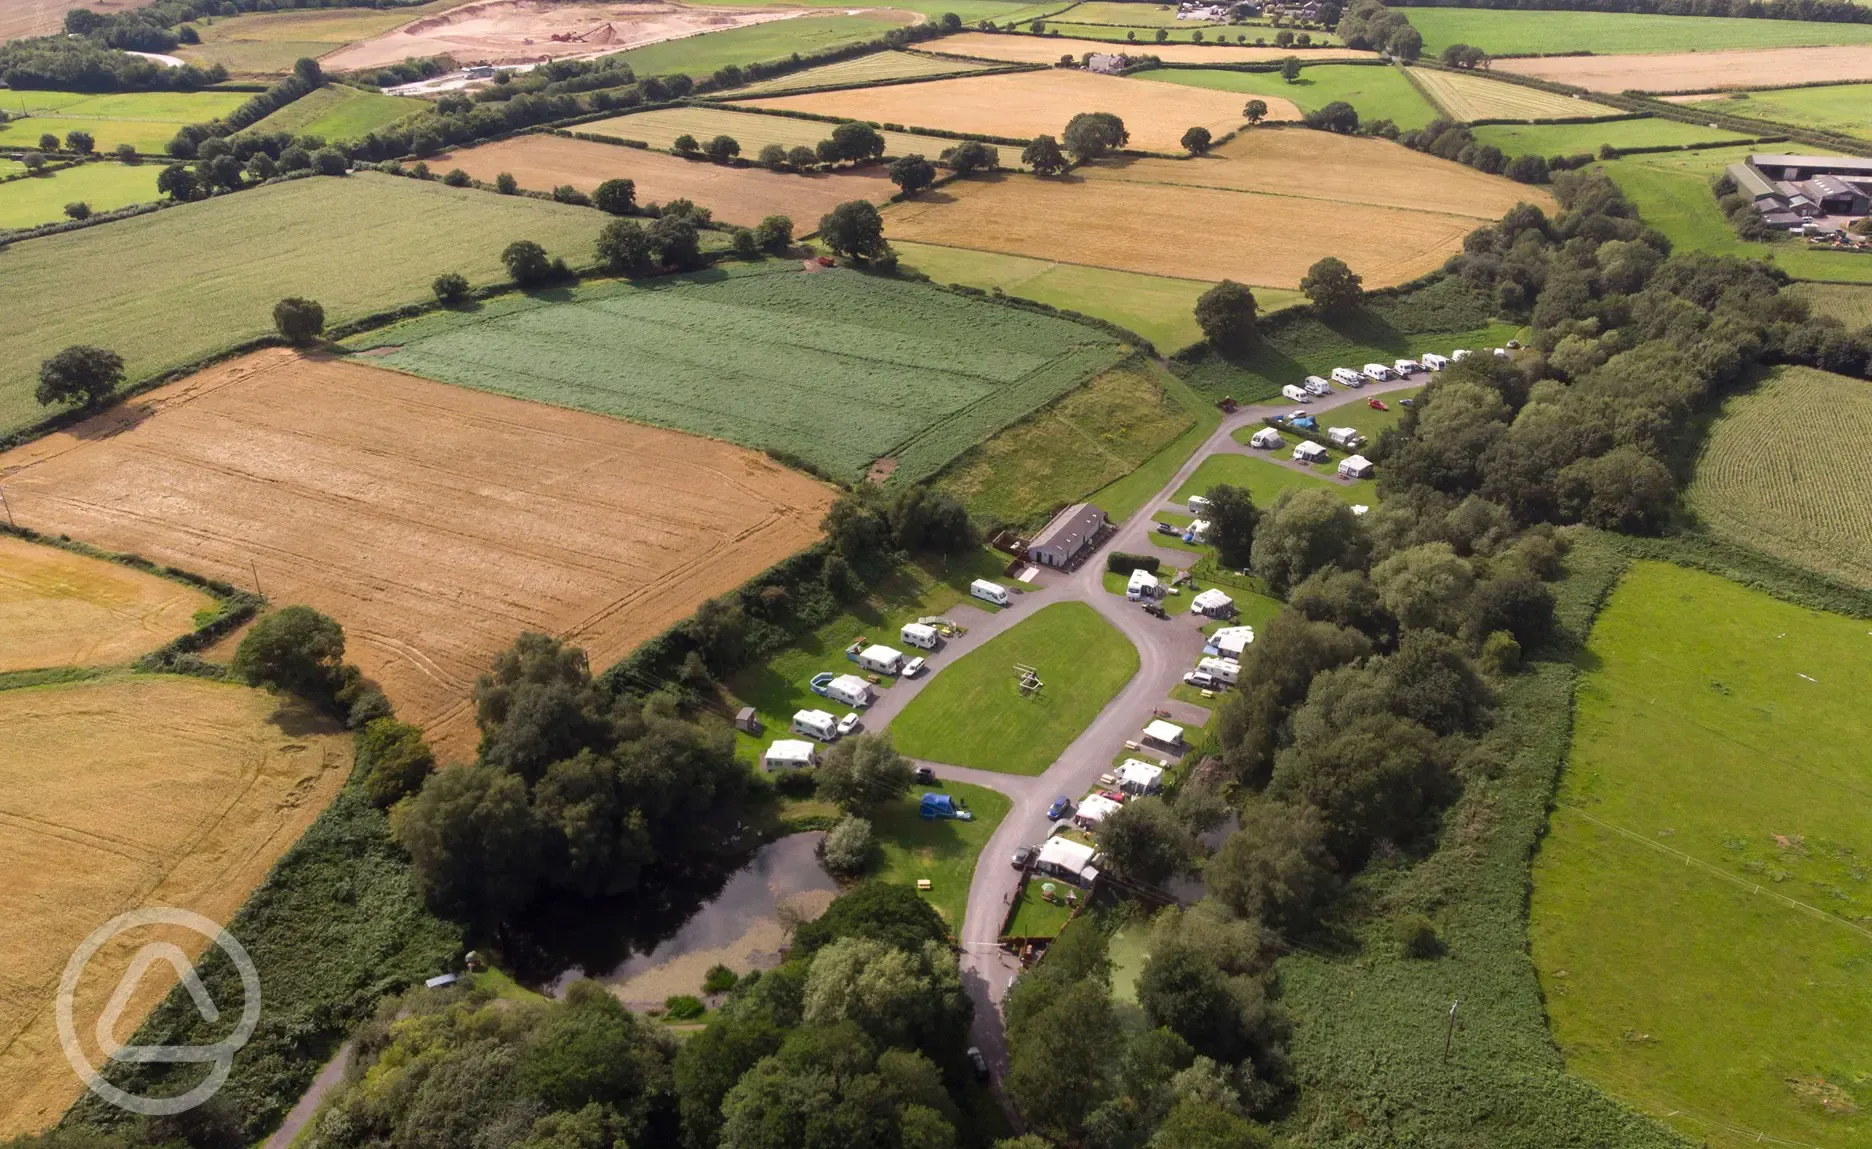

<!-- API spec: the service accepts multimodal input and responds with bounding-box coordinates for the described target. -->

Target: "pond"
[548,832,838,1006]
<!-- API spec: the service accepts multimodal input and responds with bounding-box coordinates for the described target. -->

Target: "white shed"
[1210,624,1254,658]
[1143,719,1185,748]
[762,739,818,771]
[791,709,838,741]
[1117,759,1165,795]
[824,673,871,708]
[1249,426,1284,449]
[1036,836,1100,885]
[1075,792,1123,828]
[1126,568,1159,600]
[1338,454,1375,479]
[1190,588,1234,617]
[1293,441,1329,464]
[856,644,904,674]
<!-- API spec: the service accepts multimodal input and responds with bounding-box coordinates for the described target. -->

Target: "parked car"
[1367,397,1388,411]
[967,1046,990,1081]
[1156,522,1180,536]
[1047,796,1073,821]
[903,656,927,678]
[913,765,936,784]
[1400,397,1415,407]
[1143,602,1168,619]
[837,713,861,737]
[1183,670,1218,689]
[1098,789,1125,804]
[1012,845,1034,869]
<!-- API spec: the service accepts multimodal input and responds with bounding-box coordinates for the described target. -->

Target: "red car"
[1368,397,1388,411]
[1098,789,1126,804]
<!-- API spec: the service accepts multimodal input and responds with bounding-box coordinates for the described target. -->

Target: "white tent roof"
[1342,453,1372,468]
[829,673,870,696]
[1037,836,1097,873]
[1117,760,1164,788]
[1077,793,1123,825]
[860,644,902,662]
[1293,441,1328,460]
[765,739,816,763]
[1211,625,1254,655]
[1144,719,1184,745]
[1190,588,1232,613]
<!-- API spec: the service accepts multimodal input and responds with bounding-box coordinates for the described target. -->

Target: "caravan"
[792,709,839,742]
[1303,375,1333,396]
[970,579,1010,607]
[1327,426,1364,449]
[1361,363,1395,382]
[1280,384,1311,403]
[900,622,941,651]
[855,644,904,675]
[1196,656,1240,685]
[1421,353,1451,371]
[1330,367,1364,388]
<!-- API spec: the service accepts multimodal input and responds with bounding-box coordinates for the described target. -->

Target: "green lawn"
[1058,1,1228,26]
[1004,875,1078,938]
[891,601,1139,775]
[1682,82,1872,139]
[1530,561,1872,1148]
[707,0,1064,21]
[724,548,1016,762]
[0,90,253,154]
[1409,7,1872,55]
[871,779,1012,930]
[0,173,610,438]
[1140,64,1439,131]
[252,84,425,141]
[1232,385,1418,448]
[607,15,914,78]
[1173,452,1371,506]
[1471,118,1753,158]
[0,162,161,230]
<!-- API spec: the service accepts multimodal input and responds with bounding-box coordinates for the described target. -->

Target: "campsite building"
[1027,502,1107,568]
[762,739,818,771]
[1117,759,1165,796]
[1035,836,1100,886]
[1726,154,1872,227]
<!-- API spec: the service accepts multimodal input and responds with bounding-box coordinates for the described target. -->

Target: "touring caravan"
[1327,426,1364,449]
[1196,656,1240,685]
[1421,353,1451,371]
[1187,494,1212,515]
[855,644,904,675]
[900,622,941,651]
[1393,358,1422,375]
[792,709,839,742]
[1303,375,1333,396]
[1249,426,1284,449]
[1330,367,1364,388]
[1451,349,1474,362]
[762,740,818,771]
[1281,384,1311,403]
[821,673,871,708]
[1362,362,1395,382]
[970,579,1010,607]
[1292,441,1329,465]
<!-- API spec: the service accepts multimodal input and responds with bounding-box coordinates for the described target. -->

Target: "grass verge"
[871,779,1012,929]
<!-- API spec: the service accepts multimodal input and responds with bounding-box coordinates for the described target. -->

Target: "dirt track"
[1497,44,1872,93]
[0,349,835,758]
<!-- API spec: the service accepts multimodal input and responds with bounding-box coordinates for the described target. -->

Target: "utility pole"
[250,558,263,599]
[0,488,13,530]
[1444,1000,1460,1061]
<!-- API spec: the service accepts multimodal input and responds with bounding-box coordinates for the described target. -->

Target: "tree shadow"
[264,695,346,738]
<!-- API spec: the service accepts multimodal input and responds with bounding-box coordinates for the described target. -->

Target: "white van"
[1303,375,1333,395]
[970,579,1010,607]
[1281,384,1310,403]
[900,622,941,651]
[1330,367,1364,388]
[1362,363,1394,382]
[792,708,839,742]
[1421,353,1450,371]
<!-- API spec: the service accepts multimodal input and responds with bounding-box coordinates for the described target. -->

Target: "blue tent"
[1292,415,1318,431]
[919,792,957,819]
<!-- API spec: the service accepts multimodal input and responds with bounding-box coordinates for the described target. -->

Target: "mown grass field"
[1470,118,1752,157]
[1405,66,1623,121]
[1688,366,1872,588]
[1682,81,1872,138]
[935,356,1197,525]
[0,90,253,154]
[1173,451,1372,506]
[1140,64,1440,130]
[251,83,425,141]
[1788,282,1872,326]
[605,14,914,78]
[871,779,1011,929]
[727,49,999,96]
[0,173,606,437]
[1531,560,1872,1149]
[354,262,1125,482]
[0,162,160,230]
[1407,8,1872,56]
[1054,1,1229,27]
[891,602,1138,775]
[707,0,1062,23]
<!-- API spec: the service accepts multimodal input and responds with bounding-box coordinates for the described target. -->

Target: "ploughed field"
[0,349,835,757]
[346,262,1128,483]
[0,536,213,673]
[0,675,352,1136]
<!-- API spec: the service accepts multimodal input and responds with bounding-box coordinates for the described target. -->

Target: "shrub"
[1391,913,1441,958]
[432,272,471,305]
[444,167,471,187]
[758,143,787,170]
[501,239,556,285]
[821,815,876,876]
[495,171,519,194]
[273,297,325,346]
[63,200,90,220]
[65,129,93,154]
[359,717,436,808]
[1107,552,1161,575]
[731,227,759,258]
[664,994,705,1020]
[755,214,793,252]
[786,144,818,171]
[704,134,740,162]
[1479,629,1522,675]
[312,148,347,176]
[551,183,590,205]
[597,217,653,275]
[702,964,738,994]
[674,133,699,153]
[115,142,137,162]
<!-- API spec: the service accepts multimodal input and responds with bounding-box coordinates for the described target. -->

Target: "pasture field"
[0,675,351,1136]
[0,90,253,154]
[871,780,1012,928]
[1788,282,1872,326]
[1688,367,1872,588]
[1530,561,1872,1149]
[738,68,1257,152]
[1602,146,1872,283]
[432,134,898,223]
[1470,117,1752,157]
[0,172,606,436]
[1404,66,1623,122]
[891,602,1139,775]
[1499,44,1872,94]
[0,161,161,230]
[1055,1,1227,25]
[178,0,481,73]
[727,49,1001,95]
[934,356,1199,525]
[1408,8,1872,57]
[1,0,152,41]
[350,261,1127,482]
[707,0,1063,19]
[0,537,213,673]
[924,31,1375,65]
[1173,450,1371,505]
[1140,64,1438,130]
[599,13,914,78]
[582,105,982,162]
[0,349,834,758]
[251,83,425,140]
[1681,82,1872,138]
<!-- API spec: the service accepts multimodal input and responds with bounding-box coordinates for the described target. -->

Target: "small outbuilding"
[1189,588,1235,618]
[1338,454,1375,479]
[1143,719,1185,749]
[734,706,763,734]
[1036,836,1100,885]
[763,739,818,771]
[856,644,904,675]
[1075,792,1123,828]
[1126,568,1159,600]
[1249,426,1284,449]
[1117,759,1165,796]
[1027,502,1107,568]
[1293,441,1329,465]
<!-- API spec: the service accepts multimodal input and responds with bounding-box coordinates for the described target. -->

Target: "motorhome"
[1421,353,1451,371]
[1303,375,1333,396]
[1197,656,1240,685]
[1330,367,1364,388]
[900,622,941,650]
[970,579,1010,607]
[1361,362,1395,382]
[791,709,839,742]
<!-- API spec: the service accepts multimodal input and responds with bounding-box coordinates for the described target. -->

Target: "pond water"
[549,832,838,1005]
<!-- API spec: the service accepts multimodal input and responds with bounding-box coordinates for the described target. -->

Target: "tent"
[1293,441,1329,464]
[1117,759,1165,795]
[1036,836,1100,885]
[1209,625,1254,658]
[920,792,972,820]
[1075,793,1123,827]
[1143,719,1184,747]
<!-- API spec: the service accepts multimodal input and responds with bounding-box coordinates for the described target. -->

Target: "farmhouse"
[1727,153,1872,228]
[1087,52,1128,74]
[1028,502,1108,568]
[1117,759,1165,795]
[1035,835,1101,885]
[762,739,818,771]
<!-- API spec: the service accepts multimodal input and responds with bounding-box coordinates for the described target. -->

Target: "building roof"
[1030,502,1106,555]
[1727,161,1778,199]
[1037,836,1098,872]
[1144,719,1185,744]
[1762,211,1805,226]
[1753,153,1872,176]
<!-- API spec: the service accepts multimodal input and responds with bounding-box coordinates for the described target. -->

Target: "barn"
[1027,502,1107,568]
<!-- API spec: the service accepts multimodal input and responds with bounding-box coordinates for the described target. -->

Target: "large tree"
[1249,488,1369,593]
[1300,256,1363,312]
[1194,280,1258,350]
[597,217,653,275]
[815,733,914,814]
[232,604,345,700]
[1062,111,1128,161]
[1203,483,1258,569]
[1021,134,1069,176]
[1098,797,1191,886]
[1205,802,1336,930]
[818,200,888,260]
[272,296,324,346]
[35,344,123,409]
[887,153,937,197]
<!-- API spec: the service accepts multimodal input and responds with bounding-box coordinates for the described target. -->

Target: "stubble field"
[433,134,898,223]
[0,349,836,757]
[925,31,1375,64]
[583,104,983,160]
[0,675,351,1136]
[1404,67,1622,122]
[1498,44,1872,93]
[0,537,212,673]
[726,48,1001,95]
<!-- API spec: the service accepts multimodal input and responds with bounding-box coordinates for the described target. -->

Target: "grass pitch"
[871,779,1012,929]
[1404,66,1622,122]
[891,601,1138,775]
[350,261,1126,483]
[251,83,425,141]
[1688,366,1872,589]
[1470,118,1752,157]
[0,173,606,437]
[0,161,160,230]
[1141,64,1439,131]
[1408,8,1872,57]
[1173,451,1371,506]
[0,537,213,673]
[727,49,1000,95]
[1681,82,1872,138]
[1530,560,1872,1148]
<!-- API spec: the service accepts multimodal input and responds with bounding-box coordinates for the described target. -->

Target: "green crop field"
[252,84,425,141]
[1408,8,1872,56]
[870,779,1011,928]
[1471,118,1753,157]
[353,262,1125,483]
[707,0,1063,23]
[0,173,606,437]
[0,90,253,154]
[1688,366,1872,588]
[606,15,914,79]
[1602,147,1872,283]
[891,602,1138,775]
[727,49,1000,96]
[1530,561,1872,1148]
[1173,451,1373,506]
[1405,66,1622,121]
[1141,64,1439,130]
[1683,82,1872,139]
[936,355,1198,526]
[1788,282,1872,327]
[0,162,161,230]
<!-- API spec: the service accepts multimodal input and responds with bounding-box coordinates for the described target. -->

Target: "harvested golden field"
[0,350,835,758]
[884,169,1476,287]
[1497,44,1872,93]
[1089,126,1550,219]
[739,67,1271,151]
[434,134,896,223]
[0,675,350,1135]
[728,48,998,95]
[1405,66,1622,121]
[932,31,1376,65]
[585,104,978,160]
[0,537,212,673]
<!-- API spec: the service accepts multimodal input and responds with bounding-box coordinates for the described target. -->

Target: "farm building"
[1339,454,1375,479]
[1728,154,1872,223]
[793,708,839,741]
[824,673,872,708]
[1035,836,1100,885]
[1117,759,1165,795]
[763,739,818,771]
[1293,441,1329,465]
[1087,52,1127,74]
[1127,568,1160,600]
[855,644,904,674]
[1075,792,1123,828]
[1250,427,1285,449]
[1143,719,1186,749]
[1208,624,1254,658]
[1190,588,1235,618]
[1027,502,1107,568]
